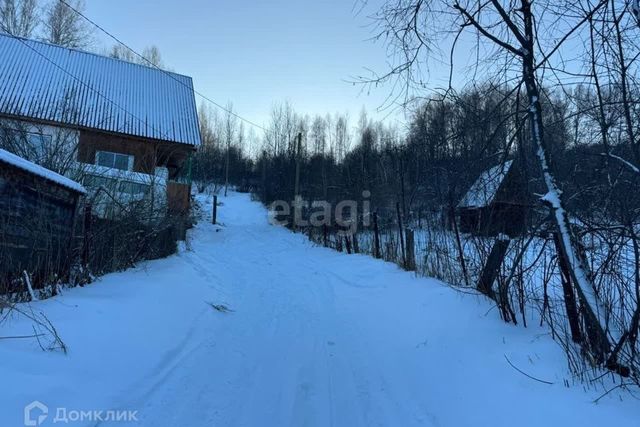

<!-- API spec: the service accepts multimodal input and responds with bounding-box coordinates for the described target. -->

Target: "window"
[2,129,52,161]
[83,175,149,197]
[119,180,150,196]
[95,151,134,171]
[83,174,115,190]
[25,132,52,158]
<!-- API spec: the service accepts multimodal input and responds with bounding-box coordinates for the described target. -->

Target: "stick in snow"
[23,271,38,302]
[504,355,554,385]
[207,302,234,313]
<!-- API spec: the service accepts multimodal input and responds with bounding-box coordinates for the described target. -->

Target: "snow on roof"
[458,160,513,209]
[0,34,201,146]
[0,148,86,194]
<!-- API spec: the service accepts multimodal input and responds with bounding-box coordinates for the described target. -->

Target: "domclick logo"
[22,402,138,425]
[24,401,48,426]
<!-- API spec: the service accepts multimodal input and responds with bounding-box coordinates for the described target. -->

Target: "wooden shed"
[457,160,530,238]
[0,149,85,293]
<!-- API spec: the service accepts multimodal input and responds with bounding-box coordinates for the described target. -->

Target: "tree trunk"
[520,0,611,362]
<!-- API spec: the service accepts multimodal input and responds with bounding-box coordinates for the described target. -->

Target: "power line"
[58,0,268,133]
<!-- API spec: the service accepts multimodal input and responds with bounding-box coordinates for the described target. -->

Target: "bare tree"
[141,45,163,68]
[109,44,137,62]
[224,102,238,197]
[264,101,298,158]
[311,115,327,156]
[333,113,351,162]
[43,0,90,48]
[109,44,164,68]
[0,0,38,37]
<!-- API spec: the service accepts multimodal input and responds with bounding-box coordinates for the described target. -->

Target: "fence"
[82,207,179,277]
[1,197,186,301]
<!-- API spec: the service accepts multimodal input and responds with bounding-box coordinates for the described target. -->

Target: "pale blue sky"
[85,0,411,132]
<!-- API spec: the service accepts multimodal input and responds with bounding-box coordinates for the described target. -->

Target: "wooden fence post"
[82,203,92,270]
[323,224,328,247]
[344,234,352,254]
[373,211,381,259]
[396,202,406,267]
[405,228,416,271]
[477,239,511,298]
[212,195,218,225]
[262,150,268,202]
[451,206,470,287]
[293,132,302,228]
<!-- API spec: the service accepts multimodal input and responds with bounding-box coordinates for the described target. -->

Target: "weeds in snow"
[0,299,67,354]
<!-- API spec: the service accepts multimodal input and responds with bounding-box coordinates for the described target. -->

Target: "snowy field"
[1,192,639,427]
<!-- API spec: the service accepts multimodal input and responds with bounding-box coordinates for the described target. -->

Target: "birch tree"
[141,45,163,68]
[109,44,164,68]
[223,102,238,197]
[43,0,90,48]
[0,0,38,37]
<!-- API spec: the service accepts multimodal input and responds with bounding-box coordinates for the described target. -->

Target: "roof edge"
[0,33,195,82]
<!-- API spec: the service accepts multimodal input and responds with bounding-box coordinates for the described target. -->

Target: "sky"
[85,0,414,134]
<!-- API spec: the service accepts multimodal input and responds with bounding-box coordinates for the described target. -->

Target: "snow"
[1,192,638,427]
[0,148,86,194]
[458,160,513,208]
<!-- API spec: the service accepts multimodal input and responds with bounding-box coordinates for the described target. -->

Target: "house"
[0,34,201,219]
[0,148,85,294]
[457,160,531,238]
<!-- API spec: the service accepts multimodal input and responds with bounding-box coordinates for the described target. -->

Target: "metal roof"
[0,34,201,146]
[0,148,86,193]
[458,160,514,209]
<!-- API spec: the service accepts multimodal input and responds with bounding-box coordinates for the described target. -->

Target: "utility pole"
[293,132,302,229]
[224,140,230,197]
[294,132,302,200]
[262,150,267,202]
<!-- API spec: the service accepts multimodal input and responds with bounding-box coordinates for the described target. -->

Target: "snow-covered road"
[2,193,638,427]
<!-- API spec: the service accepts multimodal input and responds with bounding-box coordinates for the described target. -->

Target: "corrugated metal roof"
[0,34,201,146]
[458,160,514,208]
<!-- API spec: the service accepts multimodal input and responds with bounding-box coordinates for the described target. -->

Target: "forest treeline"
[194,81,638,224]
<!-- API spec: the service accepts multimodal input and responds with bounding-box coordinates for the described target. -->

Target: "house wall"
[78,129,194,178]
[459,204,528,238]
[167,182,191,215]
[0,117,79,173]
[78,130,157,174]
[78,129,194,215]
[1,117,195,222]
